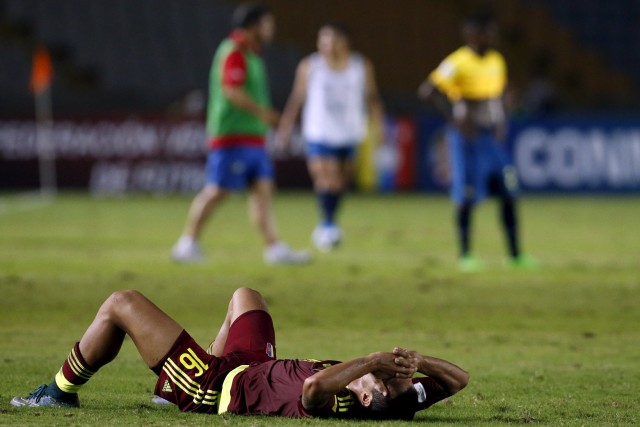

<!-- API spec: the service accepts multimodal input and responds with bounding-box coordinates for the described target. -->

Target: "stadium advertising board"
[418,117,640,193]
[1,117,639,194]
[0,118,207,194]
[0,118,312,194]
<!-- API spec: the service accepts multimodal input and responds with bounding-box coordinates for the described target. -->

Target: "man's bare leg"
[79,290,184,368]
[183,185,229,239]
[247,179,278,246]
[207,287,270,356]
[249,179,311,264]
[172,185,229,262]
[11,290,184,407]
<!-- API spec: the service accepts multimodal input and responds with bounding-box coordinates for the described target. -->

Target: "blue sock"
[318,192,341,226]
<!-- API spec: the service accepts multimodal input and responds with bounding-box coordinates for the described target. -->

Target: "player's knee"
[232,287,264,303]
[200,186,226,203]
[104,290,143,318]
[230,287,268,313]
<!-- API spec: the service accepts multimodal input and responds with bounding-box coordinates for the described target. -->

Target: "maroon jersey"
[228,359,360,418]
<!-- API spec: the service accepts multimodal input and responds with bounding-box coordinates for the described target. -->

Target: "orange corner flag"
[29,46,53,95]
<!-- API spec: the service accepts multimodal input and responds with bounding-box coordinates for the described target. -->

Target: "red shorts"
[153,310,276,413]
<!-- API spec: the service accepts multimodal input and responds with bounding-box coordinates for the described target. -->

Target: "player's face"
[384,377,413,399]
[317,27,348,57]
[257,13,275,45]
[464,24,496,53]
[349,373,388,405]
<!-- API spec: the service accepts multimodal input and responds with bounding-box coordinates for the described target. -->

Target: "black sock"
[456,203,473,257]
[501,198,520,258]
[47,380,73,398]
[318,192,341,225]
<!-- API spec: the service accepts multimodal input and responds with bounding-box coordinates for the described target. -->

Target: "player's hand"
[369,352,416,380]
[259,108,281,127]
[392,347,421,372]
[454,117,477,139]
[274,126,292,152]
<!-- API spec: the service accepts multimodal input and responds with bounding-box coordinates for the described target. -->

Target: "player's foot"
[508,254,539,269]
[311,224,342,252]
[10,384,80,408]
[151,395,173,405]
[171,236,203,263]
[264,242,312,265]
[458,254,484,272]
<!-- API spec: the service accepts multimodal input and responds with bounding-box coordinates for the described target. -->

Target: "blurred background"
[1,0,639,195]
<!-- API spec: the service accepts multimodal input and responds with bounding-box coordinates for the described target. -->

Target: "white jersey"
[302,53,368,146]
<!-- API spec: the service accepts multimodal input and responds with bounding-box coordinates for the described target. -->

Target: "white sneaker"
[171,236,203,263]
[264,242,312,265]
[312,225,342,252]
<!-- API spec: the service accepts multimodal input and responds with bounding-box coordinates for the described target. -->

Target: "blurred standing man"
[277,24,384,252]
[172,3,310,265]
[418,13,535,271]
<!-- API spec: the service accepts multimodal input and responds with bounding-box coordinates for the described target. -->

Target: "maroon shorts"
[153,310,276,413]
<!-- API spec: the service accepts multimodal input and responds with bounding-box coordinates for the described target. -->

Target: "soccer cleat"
[311,224,342,252]
[264,242,312,265]
[151,395,173,405]
[457,254,484,272]
[171,236,203,263]
[508,254,539,269]
[10,384,80,408]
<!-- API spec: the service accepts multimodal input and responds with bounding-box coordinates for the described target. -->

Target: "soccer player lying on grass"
[11,287,469,420]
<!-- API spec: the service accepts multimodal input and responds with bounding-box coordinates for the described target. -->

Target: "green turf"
[0,192,638,426]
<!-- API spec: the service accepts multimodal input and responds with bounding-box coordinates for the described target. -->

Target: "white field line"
[0,192,54,215]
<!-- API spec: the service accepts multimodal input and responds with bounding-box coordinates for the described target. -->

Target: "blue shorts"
[446,127,518,205]
[206,146,274,190]
[306,141,357,160]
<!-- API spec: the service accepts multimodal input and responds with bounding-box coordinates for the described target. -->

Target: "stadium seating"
[0,0,636,116]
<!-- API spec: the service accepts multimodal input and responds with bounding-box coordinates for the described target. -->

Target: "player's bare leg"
[184,184,229,239]
[79,290,183,368]
[207,287,270,356]
[11,290,183,407]
[248,179,278,246]
[172,184,229,262]
[250,179,311,264]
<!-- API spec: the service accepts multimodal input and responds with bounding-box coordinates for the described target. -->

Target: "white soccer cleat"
[171,236,203,263]
[264,242,312,265]
[312,225,342,252]
[151,395,173,405]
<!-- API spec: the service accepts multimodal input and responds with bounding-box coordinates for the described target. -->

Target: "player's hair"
[370,387,419,421]
[463,10,495,30]
[320,22,351,40]
[231,3,271,29]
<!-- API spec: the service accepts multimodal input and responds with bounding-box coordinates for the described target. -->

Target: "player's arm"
[276,58,310,147]
[364,58,385,145]
[417,78,454,122]
[301,352,416,411]
[392,347,469,396]
[222,50,280,126]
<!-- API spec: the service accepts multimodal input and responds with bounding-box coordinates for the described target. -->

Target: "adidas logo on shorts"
[162,380,172,393]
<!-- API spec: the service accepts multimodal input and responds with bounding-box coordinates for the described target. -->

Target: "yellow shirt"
[429,46,507,101]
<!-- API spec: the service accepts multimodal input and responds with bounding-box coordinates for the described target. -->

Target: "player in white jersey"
[278,23,384,251]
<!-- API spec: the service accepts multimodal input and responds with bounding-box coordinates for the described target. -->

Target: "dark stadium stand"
[0,0,636,117]
[527,0,640,86]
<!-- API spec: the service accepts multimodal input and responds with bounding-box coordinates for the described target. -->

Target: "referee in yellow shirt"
[418,13,535,271]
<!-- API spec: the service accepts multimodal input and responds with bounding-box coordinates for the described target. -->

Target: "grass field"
[0,192,638,426]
